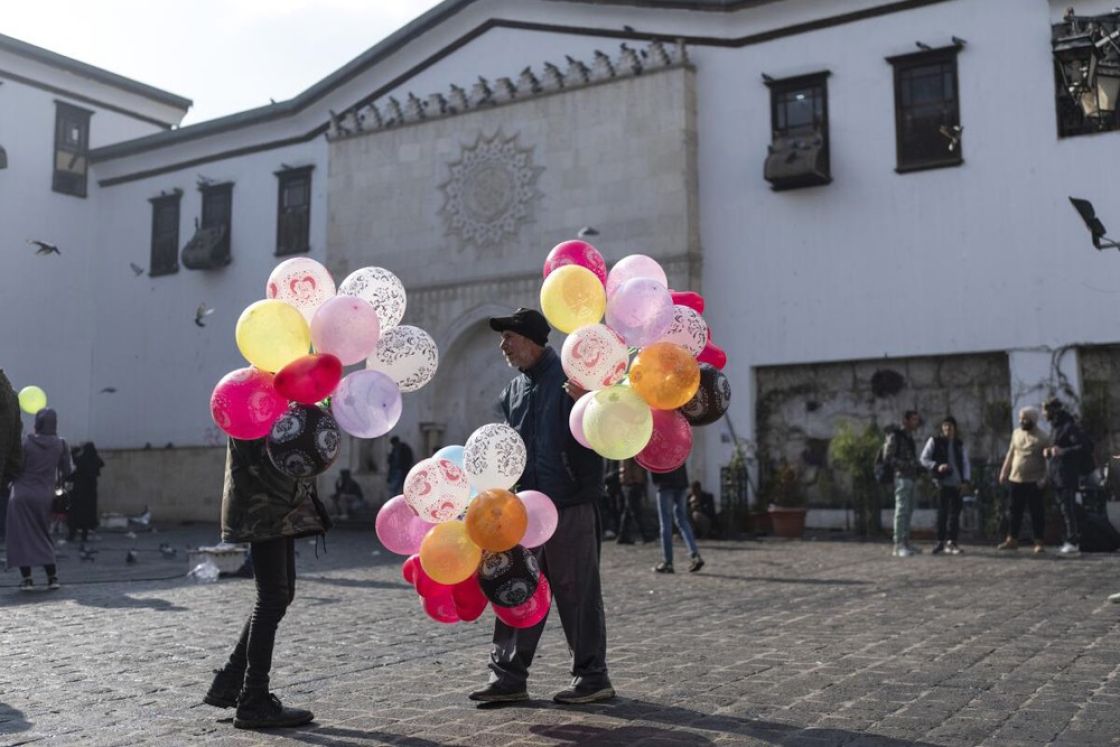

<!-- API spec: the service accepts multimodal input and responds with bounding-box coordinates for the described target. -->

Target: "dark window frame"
[887,46,963,174]
[764,71,832,190]
[52,101,93,197]
[275,166,313,256]
[199,181,233,260]
[148,191,182,277]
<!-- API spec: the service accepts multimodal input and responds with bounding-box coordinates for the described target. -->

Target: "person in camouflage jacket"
[205,437,330,730]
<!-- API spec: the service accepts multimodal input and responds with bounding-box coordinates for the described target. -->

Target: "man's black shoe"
[468,681,529,704]
[553,683,616,704]
[615,538,635,545]
[233,692,314,730]
[203,668,244,709]
[688,554,705,573]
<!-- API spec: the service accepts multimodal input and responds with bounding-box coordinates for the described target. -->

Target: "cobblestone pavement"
[1,527,1119,747]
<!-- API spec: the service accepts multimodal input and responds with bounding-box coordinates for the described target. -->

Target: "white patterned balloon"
[463,423,527,492]
[330,370,402,438]
[404,457,472,523]
[365,325,439,393]
[560,324,629,390]
[266,257,336,323]
[338,267,407,332]
[657,305,708,357]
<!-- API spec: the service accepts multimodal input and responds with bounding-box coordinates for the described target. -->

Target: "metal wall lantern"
[1052,8,1120,125]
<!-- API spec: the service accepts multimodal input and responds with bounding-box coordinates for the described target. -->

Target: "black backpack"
[873,436,894,485]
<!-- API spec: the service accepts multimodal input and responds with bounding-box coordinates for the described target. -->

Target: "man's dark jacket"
[500,347,603,509]
[1047,412,1088,490]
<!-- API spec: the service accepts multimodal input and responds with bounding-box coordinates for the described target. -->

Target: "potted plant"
[828,421,884,538]
[765,458,807,538]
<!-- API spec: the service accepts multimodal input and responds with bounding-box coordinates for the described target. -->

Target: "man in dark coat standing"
[469,308,613,705]
[1043,397,1089,556]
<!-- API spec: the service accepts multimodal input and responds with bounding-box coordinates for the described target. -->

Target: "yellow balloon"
[419,520,483,585]
[540,265,605,334]
[235,299,311,373]
[582,385,653,460]
[18,386,47,415]
[629,342,701,410]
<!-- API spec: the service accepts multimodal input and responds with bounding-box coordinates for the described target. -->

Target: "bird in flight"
[129,263,144,276]
[578,226,599,239]
[99,387,117,394]
[195,303,215,327]
[28,240,60,255]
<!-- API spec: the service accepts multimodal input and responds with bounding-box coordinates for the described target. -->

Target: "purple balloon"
[605,277,675,348]
[517,490,559,549]
[331,370,402,438]
[376,495,436,555]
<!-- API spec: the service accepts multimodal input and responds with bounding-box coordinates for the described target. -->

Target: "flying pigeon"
[129,262,144,276]
[99,387,117,394]
[195,303,215,327]
[915,41,932,50]
[28,240,60,255]
[577,226,600,238]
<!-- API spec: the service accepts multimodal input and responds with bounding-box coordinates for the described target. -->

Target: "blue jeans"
[657,487,699,565]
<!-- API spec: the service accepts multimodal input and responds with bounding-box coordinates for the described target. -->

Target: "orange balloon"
[419,521,482,585]
[629,342,701,410]
[465,489,529,552]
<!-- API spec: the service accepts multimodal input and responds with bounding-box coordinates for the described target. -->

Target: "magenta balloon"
[569,392,593,449]
[310,295,382,365]
[636,408,693,474]
[493,574,551,628]
[210,367,288,439]
[543,240,607,285]
[375,494,435,555]
[605,277,675,348]
[517,490,559,549]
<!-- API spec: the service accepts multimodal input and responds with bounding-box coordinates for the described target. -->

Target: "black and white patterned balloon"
[679,363,731,427]
[266,404,341,478]
[463,423,527,491]
[365,325,439,393]
[478,545,540,608]
[657,304,708,357]
[338,266,407,332]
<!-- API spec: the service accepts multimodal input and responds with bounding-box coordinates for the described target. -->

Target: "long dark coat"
[70,444,104,531]
[6,411,72,569]
[0,370,22,486]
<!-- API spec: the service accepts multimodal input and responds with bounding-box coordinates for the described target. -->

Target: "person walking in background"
[601,460,621,540]
[884,410,922,557]
[68,441,103,543]
[920,416,971,555]
[997,406,1050,554]
[0,370,22,537]
[5,409,72,591]
[1043,397,1089,556]
[652,464,704,574]
[386,436,414,496]
[617,458,654,545]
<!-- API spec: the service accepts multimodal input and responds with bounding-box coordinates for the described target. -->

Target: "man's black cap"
[489,307,550,346]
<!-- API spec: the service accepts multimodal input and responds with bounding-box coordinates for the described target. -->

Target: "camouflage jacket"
[0,370,23,485]
[221,438,331,544]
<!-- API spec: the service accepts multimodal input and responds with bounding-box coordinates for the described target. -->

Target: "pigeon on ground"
[126,550,138,565]
[28,240,60,255]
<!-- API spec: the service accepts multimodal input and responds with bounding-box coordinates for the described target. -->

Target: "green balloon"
[18,386,47,415]
[582,385,653,460]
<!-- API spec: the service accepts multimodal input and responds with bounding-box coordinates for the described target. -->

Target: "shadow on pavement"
[302,576,411,591]
[531,722,715,744]
[0,702,31,735]
[279,724,442,746]
[696,573,869,586]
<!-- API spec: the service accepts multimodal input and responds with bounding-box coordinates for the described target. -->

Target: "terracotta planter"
[768,506,807,538]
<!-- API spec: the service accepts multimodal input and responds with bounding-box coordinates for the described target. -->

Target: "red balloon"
[636,409,693,473]
[274,353,343,405]
[413,559,454,599]
[452,574,489,622]
[422,591,461,624]
[402,554,420,585]
[493,574,551,629]
[697,340,727,370]
[669,290,705,314]
[543,240,607,285]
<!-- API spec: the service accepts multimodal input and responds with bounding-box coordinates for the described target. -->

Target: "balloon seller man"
[469,307,614,705]
[203,423,333,730]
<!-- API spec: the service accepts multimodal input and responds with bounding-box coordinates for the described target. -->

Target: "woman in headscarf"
[997,406,1050,554]
[68,441,104,543]
[5,409,72,590]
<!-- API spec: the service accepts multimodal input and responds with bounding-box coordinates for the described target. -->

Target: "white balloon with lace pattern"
[338,267,407,332]
[463,423,527,492]
[366,325,439,393]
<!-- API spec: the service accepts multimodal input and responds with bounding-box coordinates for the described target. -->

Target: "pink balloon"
[310,295,382,366]
[569,393,594,449]
[210,367,288,439]
[543,240,607,285]
[376,495,436,555]
[605,277,675,347]
[422,590,461,624]
[493,574,551,629]
[605,254,668,298]
[452,574,489,622]
[517,491,559,549]
[402,555,420,585]
[636,408,693,474]
[670,290,705,314]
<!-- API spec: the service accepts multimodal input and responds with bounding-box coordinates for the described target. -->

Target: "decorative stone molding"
[326,40,689,140]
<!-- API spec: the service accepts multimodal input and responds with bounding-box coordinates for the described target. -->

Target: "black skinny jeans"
[1055,487,1080,545]
[225,537,296,693]
[618,484,651,542]
[936,486,962,543]
[1007,482,1045,542]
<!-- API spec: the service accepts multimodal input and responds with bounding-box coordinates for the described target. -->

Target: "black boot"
[203,667,244,709]
[234,690,314,730]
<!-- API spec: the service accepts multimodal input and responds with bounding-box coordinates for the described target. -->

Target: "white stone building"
[2,0,1120,523]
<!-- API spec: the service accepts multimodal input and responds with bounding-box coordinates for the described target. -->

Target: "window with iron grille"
[201,182,233,260]
[888,48,963,173]
[276,167,312,256]
[149,192,181,276]
[52,102,92,197]
[764,72,831,190]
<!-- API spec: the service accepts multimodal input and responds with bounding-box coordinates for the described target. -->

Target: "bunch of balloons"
[376,423,558,626]
[541,240,732,472]
[209,257,439,478]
